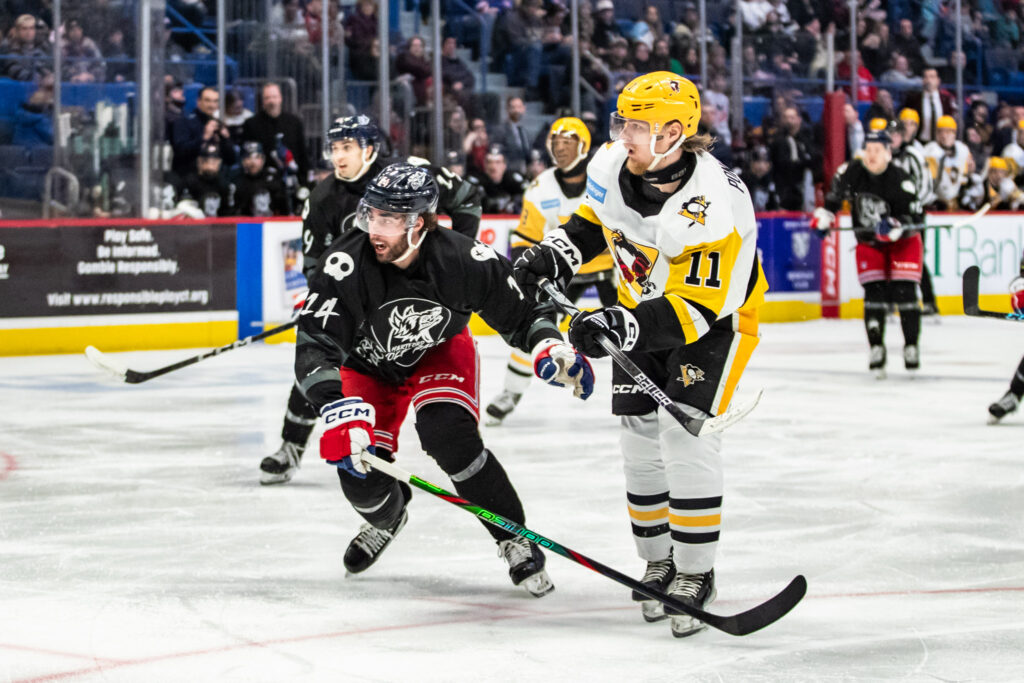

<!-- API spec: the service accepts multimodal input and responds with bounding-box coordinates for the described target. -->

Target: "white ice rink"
[2,316,1024,682]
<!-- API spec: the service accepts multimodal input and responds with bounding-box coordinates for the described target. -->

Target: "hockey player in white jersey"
[923,116,975,210]
[485,117,618,425]
[513,72,768,637]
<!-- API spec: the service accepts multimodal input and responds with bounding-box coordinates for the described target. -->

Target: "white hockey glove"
[810,207,835,235]
[532,339,595,400]
[319,398,375,477]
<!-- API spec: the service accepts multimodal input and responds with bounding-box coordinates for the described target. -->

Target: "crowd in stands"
[3,0,1024,218]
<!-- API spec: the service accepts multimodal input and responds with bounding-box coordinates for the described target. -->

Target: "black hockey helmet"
[864,130,891,146]
[324,114,382,154]
[241,140,264,158]
[356,163,439,235]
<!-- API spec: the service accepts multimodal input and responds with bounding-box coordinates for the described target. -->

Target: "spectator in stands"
[307,0,342,45]
[242,82,311,185]
[769,104,820,211]
[842,101,865,160]
[12,72,54,147]
[837,50,877,103]
[648,37,682,74]
[636,4,666,45]
[966,99,993,150]
[631,40,652,73]
[102,29,132,83]
[231,141,289,217]
[344,0,376,77]
[740,0,775,31]
[904,67,957,144]
[180,142,233,217]
[891,18,925,75]
[271,0,308,45]
[440,36,475,109]
[171,86,237,186]
[991,104,1023,154]
[879,54,921,87]
[525,148,547,180]
[496,0,546,94]
[223,90,254,142]
[464,117,490,177]
[865,89,896,124]
[741,145,780,211]
[858,18,890,78]
[444,149,467,179]
[165,78,186,139]
[703,72,732,148]
[604,36,633,72]
[591,0,622,57]
[444,106,469,154]
[469,144,526,214]
[794,17,828,79]
[61,18,104,84]
[1000,119,1024,171]
[0,14,51,81]
[397,36,432,107]
[493,96,531,176]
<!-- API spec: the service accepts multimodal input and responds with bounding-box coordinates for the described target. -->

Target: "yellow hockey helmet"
[546,116,591,172]
[616,71,701,138]
[614,71,700,170]
[937,115,957,130]
[868,117,889,131]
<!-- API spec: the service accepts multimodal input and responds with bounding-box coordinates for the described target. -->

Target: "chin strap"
[391,225,427,265]
[644,129,686,173]
[642,144,695,185]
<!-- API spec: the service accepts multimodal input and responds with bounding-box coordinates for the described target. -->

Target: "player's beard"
[373,233,411,264]
[625,156,650,175]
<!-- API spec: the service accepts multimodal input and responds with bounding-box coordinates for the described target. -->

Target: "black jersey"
[300,156,483,277]
[295,228,560,410]
[824,159,921,245]
[231,167,288,217]
[180,172,233,217]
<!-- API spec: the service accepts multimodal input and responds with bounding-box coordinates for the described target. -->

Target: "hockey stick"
[538,279,762,437]
[85,320,298,383]
[361,452,806,636]
[833,202,991,233]
[961,265,1024,322]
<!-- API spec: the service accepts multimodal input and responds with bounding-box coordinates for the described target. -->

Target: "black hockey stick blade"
[84,320,298,384]
[961,265,1024,322]
[363,453,806,636]
[962,265,981,315]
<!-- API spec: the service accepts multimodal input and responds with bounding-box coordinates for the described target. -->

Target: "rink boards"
[0,211,1020,355]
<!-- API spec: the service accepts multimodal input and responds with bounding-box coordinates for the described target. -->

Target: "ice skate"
[498,536,554,597]
[484,390,522,426]
[988,391,1020,425]
[665,569,716,638]
[903,344,919,372]
[259,441,303,485]
[631,554,676,622]
[344,508,408,575]
[869,345,887,380]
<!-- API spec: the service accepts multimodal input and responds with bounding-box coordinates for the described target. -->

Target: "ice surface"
[2,317,1023,682]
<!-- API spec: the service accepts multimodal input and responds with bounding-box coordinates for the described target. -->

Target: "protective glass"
[355,200,415,236]
[609,113,652,144]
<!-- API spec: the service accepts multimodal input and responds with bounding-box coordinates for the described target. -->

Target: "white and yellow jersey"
[514,168,614,275]
[923,140,971,203]
[573,141,767,345]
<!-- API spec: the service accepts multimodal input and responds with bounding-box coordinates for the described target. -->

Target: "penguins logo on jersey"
[855,192,889,230]
[679,195,710,226]
[678,364,705,387]
[610,229,658,297]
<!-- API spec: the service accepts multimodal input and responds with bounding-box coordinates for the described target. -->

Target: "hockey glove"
[1010,277,1024,314]
[567,306,640,359]
[532,340,595,400]
[874,216,903,242]
[513,229,582,302]
[319,398,375,478]
[810,207,835,236]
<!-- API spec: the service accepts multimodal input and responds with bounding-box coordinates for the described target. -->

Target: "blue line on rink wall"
[236,222,263,339]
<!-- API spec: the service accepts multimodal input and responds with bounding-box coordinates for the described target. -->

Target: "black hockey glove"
[568,306,640,358]
[512,230,582,302]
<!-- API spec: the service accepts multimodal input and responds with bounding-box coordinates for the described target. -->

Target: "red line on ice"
[0,452,16,480]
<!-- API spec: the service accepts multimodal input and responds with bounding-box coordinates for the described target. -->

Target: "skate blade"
[987,414,1003,425]
[522,570,555,598]
[484,414,505,427]
[670,614,709,638]
[259,472,295,485]
[873,368,887,380]
[640,600,668,623]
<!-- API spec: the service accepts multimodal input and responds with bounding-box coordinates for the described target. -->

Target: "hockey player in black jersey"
[260,114,484,484]
[179,143,233,217]
[812,130,924,377]
[295,162,594,594]
[988,254,1024,424]
[230,141,289,217]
